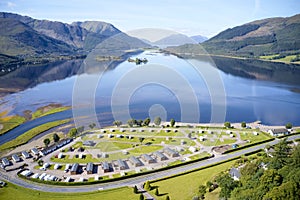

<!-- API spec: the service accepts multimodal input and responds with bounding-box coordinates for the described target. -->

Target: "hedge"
[222,138,275,154]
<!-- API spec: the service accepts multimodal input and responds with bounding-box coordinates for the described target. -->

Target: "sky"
[0,0,300,38]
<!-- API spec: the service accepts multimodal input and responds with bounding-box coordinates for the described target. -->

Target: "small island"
[127,57,148,65]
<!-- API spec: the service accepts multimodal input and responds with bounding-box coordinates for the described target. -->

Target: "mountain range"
[0,12,149,58]
[166,14,300,58]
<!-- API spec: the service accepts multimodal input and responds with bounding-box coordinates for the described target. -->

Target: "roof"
[118,159,126,168]
[129,156,142,165]
[12,154,20,161]
[102,162,109,170]
[154,151,167,159]
[31,148,39,154]
[142,154,154,162]
[22,151,30,158]
[270,128,288,134]
[229,168,241,179]
[1,158,9,165]
[70,163,79,172]
[86,162,93,172]
[164,147,178,156]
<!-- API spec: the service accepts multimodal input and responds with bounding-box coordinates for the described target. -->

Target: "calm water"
[1,51,300,128]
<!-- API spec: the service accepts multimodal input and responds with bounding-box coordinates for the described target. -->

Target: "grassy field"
[148,160,235,200]
[0,183,138,200]
[0,119,70,151]
[240,131,271,143]
[0,111,26,135]
[95,141,133,151]
[31,106,70,119]
[129,145,163,155]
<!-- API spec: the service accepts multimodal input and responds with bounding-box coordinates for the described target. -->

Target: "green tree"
[133,185,138,194]
[241,121,246,128]
[263,181,299,200]
[270,139,291,169]
[43,138,50,147]
[53,133,60,143]
[154,117,161,126]
[259,169,282,193]
[144,181,151,190]
[77,126,84,133]
[198,185,206,199]
[285,122,292,129]
[155,188,159,196]
[136,119,143,127]
[170,118,175,127]
[68,128,78,138]
[143,117,151,126]
[113,120,122,127]
[215,173,238,199]
[224,121,231,128]
[89,123,96,129]
[139,137,145,145]
[127,118,136,127]
[139,193,144,200]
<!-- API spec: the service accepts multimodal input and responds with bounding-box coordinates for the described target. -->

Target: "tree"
[154,117,161,126]
[170,118,175,127]
[53,133,60,143]
[139,193,144,200]
[241,121,246,128]
[215,173,239,199]
[136,119,143,127]
[263,181,299,200]
[144,181,151,190]
[43,138,50,147]
[206,181,213,191]
[133,185,138,194]
[127,118,136,127]
[68,128,78,137]
[165,196,170,200]
[198,185,206,199]
[143,117,151,126]
[77,126,84,133]
[139,137,145,145]
[285,122,292,129]
[155,188,159,196]
[270,139,291,169]
[89,123,96,129]
[224,122,231,128]
[113,120,122,127]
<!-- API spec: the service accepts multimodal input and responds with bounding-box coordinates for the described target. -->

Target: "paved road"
[0,135,299,193]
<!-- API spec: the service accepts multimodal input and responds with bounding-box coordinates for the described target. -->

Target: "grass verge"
[0,119,70,151]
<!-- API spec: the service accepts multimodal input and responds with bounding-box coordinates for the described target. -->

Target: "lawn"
[0,182,138,200]
[95,142,133,151]
[129,145,163,155]
[51,154,100,163]
[148,160,235,200]
[31,106,70,119]
[240,131,271,143]
[188,152,211,160]
[200,138,236,146]
[0,119,70,151]
[0,111,26,135]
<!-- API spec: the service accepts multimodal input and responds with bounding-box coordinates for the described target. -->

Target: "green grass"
[240,131,271,143]
[189,152,211,160]
[200,138,237,146]
[0,119,70,151]
[0,113,26,135]
[129,145,163,155]
[0,182,138,200]
[95,142,133,152]
[148,160,235,200]
[31,106,70,119]
[51,154,100,163]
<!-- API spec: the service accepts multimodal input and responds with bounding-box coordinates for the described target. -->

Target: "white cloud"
[7,1,17,8]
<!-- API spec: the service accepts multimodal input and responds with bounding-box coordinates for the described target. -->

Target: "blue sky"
[1,0,299,37]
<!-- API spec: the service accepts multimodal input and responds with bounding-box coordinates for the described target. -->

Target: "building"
[141,154,155,164]
[83,140,95,146]
[86,162,94,174]
[129,156,143,167]
[229,168,241,181]
[189,146,197,153]
[118,159,126,170]
[21,151,30,159]
[70,163,79,175]
[163,147,179,158]
[102,162,110,173]
[1,158,10,167]
[154,151,168,161]
[12,154,21,162]
[268,128,289,137]
[31,148,39,155]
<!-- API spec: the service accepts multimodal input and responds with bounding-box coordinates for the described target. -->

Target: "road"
[0,134,299,193]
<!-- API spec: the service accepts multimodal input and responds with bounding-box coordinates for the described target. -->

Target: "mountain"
[190,35,208,43]
[0,12,149,53]
[0,18,74,56]
[166,14,300,57]
[153,33,197,47]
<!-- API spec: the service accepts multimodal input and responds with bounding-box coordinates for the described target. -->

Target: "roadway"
[0,134,299,193]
